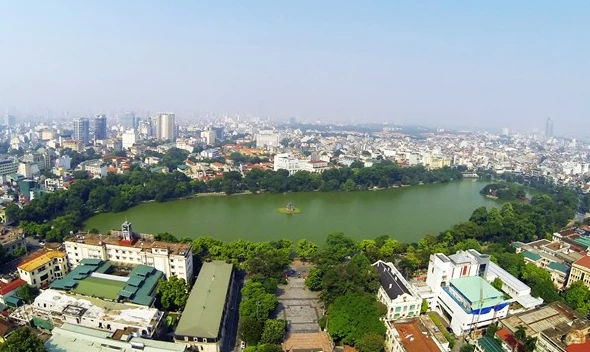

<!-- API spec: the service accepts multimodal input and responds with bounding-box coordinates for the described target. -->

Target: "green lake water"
[85,180,499,243]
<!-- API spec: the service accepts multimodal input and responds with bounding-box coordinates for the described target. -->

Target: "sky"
[0,1,588,134]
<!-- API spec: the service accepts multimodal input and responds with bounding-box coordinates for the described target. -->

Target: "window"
[409,305,415,310]
[395,307,401,312]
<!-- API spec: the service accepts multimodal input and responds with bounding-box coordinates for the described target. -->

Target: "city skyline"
[1,1,588,134]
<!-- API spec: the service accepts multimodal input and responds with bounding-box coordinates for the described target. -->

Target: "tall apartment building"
[73,117,90,145]
[64,221,193,284]
[93,114,108,140]
[155,113,175,141]
[122,129,138,149]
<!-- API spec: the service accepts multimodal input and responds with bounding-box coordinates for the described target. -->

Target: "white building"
[155,113,175,141]
[80,160,107,178]
[64,221,194,284]
[274,153,300,175]
[122,129,138,149]
[25,289,163,338]
[255,130,280,148]
[17,162,39,178]
[384,319,446,352]
[423,250,531,335]
[54,155,72,170]
[373,261,422,321]
[0,157,19,179]
[201,129,216,146]
[17,251,69,288]
[485,261,543,310]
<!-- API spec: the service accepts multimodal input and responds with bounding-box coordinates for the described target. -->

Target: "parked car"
[240,341,246,349]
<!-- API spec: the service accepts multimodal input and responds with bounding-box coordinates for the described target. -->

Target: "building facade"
[373,260,422,321]
[93,114,107,140]
[567,256,590,289]
[17,251,69,288]
[73,117,90,145]
[155,113,175,141]
[64,221,193,284]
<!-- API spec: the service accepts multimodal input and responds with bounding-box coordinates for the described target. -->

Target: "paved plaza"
[276,277,323,332]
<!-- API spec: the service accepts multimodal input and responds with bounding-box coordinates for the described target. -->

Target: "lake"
[85,180,499,243]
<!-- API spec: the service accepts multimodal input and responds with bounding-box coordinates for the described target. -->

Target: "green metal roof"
[574,236,590,248]
[5,295,23,307]
[548,262,570,274]
[127,276,144,287]
[79,258,103,266]
[175,261,233,339]
[450,276,505,310]
[477,336,504,352]
[522,250,542,261]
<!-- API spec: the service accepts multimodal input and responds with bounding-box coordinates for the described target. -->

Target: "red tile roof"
[573,255,590,270]
[0,279,26,296]
[496,328,523,351]
[566,342,590,352]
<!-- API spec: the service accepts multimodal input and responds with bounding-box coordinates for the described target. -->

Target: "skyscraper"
[545,117,554,139]
[155,113,175,140]
[119,112,137,129]
[93,114,108,140]
[73,117,90,145]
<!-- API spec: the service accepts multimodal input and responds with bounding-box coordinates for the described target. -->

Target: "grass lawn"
[73,277,126,300]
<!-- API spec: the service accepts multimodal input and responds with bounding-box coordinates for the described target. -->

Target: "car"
[240,341,246,349]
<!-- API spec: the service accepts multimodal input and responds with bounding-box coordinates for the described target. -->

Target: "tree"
[460,345,475,352]
[305,267,323,291]
[0,327,46,352]
[260,319,287,344]
[239,316,265,346]
[356,332,384,352]
[563,280,590,316]
[491,277,503,291]
[327,292,386,347]
[520,264,561,302]
[17,285,40,304]
[156,276,189,311]
[342,178,357,192]
[514,325,527,345]
[349,160,364,169]
[296,239,318,262]
[420,299,429,314]
[240,281,278,320]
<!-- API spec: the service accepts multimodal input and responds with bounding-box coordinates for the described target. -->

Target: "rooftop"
[522,250,542,261]
[51,260,162,306]
[175,261,233,339]
[547,261,570,274]
[34,289,161,328]
[67,233,191,257]
[477,336,504,352]
[393,320,443,352]
[18,251,67,272]
[573,255,590,270]
[373,260,416,300]
[45,323,186,352]
[449,276,505,310]
[501,302,584,337]
[0,278,26,295]
[0,227,23,245]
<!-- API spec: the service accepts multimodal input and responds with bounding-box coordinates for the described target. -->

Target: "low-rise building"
[174,261,234,352]
[50,259,162,307]
[500,302,590,352]
[438,276,509,335]
[65,221,193,284]
[385,319,445,352]
[17,250,68,289]
[373,260,422,321]
[45,323,187,352]
[484,261,543,309]
[0,227,26,257]
[0,277,27,305]
[23,289,164,338]
[567,255,590,289]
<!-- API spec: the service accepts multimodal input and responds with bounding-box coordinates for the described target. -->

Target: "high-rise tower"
[545,117,554,139]
[93,114,107,140]
[155,113,175,141]
[73,117,90,145]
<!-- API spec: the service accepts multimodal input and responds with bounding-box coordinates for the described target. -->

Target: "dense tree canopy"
[0,327,46,352]
[327,292,386,347]
[156,276,189,311]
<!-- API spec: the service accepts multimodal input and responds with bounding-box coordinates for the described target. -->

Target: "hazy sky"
[0,1,588,133]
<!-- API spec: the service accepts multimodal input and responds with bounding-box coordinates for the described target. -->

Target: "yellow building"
[566,255,590,288]
[17,251,69,289]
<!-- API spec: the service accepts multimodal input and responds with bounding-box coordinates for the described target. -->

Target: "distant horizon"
[1,1,588,135]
